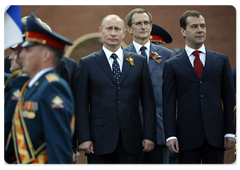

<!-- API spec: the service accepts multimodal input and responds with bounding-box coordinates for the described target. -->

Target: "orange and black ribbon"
[12,80,48,164]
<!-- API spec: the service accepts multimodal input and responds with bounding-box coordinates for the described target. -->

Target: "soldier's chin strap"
[11,80,48,164]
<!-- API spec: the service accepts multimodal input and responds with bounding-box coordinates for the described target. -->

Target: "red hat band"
[149,35,166,44]
[25,31,65,50]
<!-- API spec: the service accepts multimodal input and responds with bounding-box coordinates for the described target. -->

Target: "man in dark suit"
[124,8,174,163]
[75,14,156,164]
[55,56,78,93]
[163,10,236,164]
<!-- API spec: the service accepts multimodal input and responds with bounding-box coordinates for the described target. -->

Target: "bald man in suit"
[75,14,156,164]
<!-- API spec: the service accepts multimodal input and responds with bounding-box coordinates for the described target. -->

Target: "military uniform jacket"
[4,71,29,151]
[125,42,174,145]
[4,72,11,82]
[74,49,156,156]
[5,70,74,163]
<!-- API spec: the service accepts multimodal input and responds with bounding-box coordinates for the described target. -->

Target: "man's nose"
[111,30,117,36]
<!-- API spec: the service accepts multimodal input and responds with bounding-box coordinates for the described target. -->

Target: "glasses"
[131,21,152,27]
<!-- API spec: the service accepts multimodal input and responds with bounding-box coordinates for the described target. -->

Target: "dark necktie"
[140,46,148,63]
[193,51,203,79]
[140,46,147,57]
[111,53,121,84]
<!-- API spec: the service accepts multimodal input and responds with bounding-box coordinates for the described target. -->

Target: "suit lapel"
[94,49,117,85]
[126,43,137,53]
[201,48,217,79]
[149,43,158,73]
[177,48,218,80]
[24,84,37,100]
[119,49,132,86]
[176,50,198,78]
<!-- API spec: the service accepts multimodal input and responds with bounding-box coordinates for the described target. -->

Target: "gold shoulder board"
[45,73,59,83]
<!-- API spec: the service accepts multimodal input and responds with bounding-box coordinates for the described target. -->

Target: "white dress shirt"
[102,46,123,72]
[132,40,150,63]
[185,44,206,67]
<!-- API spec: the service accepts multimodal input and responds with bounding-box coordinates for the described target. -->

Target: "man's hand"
[224,137,236,150]
[78,141,94,154]
[167,139,179,153]
[72,151,80,163]
[142,139,155,152]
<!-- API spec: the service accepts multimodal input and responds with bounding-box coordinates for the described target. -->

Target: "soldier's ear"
[41,49,51,62]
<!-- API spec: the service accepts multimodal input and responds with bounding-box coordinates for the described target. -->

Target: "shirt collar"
[102,46,123,61]
[28,67,54,88]
[185,44,206,57]
[132,40,151,53]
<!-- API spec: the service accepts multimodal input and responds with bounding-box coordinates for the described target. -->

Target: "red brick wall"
[5,5,236,69]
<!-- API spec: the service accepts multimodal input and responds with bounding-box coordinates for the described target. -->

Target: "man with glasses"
[125,8,174,164]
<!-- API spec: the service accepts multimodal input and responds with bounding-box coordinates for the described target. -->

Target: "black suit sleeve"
[162,60,177,140]
[74,59,91,144]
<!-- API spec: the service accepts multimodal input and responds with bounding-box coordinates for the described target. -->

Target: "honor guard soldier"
[5,13,74,164]
[4,46,29,161]
[4,21,29,159]
[149,24,172,46]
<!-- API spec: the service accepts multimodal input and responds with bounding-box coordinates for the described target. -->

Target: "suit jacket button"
[200,81,203,84]
[118,101,121,104]
[201,95,204,98]
[118,87,121,90]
